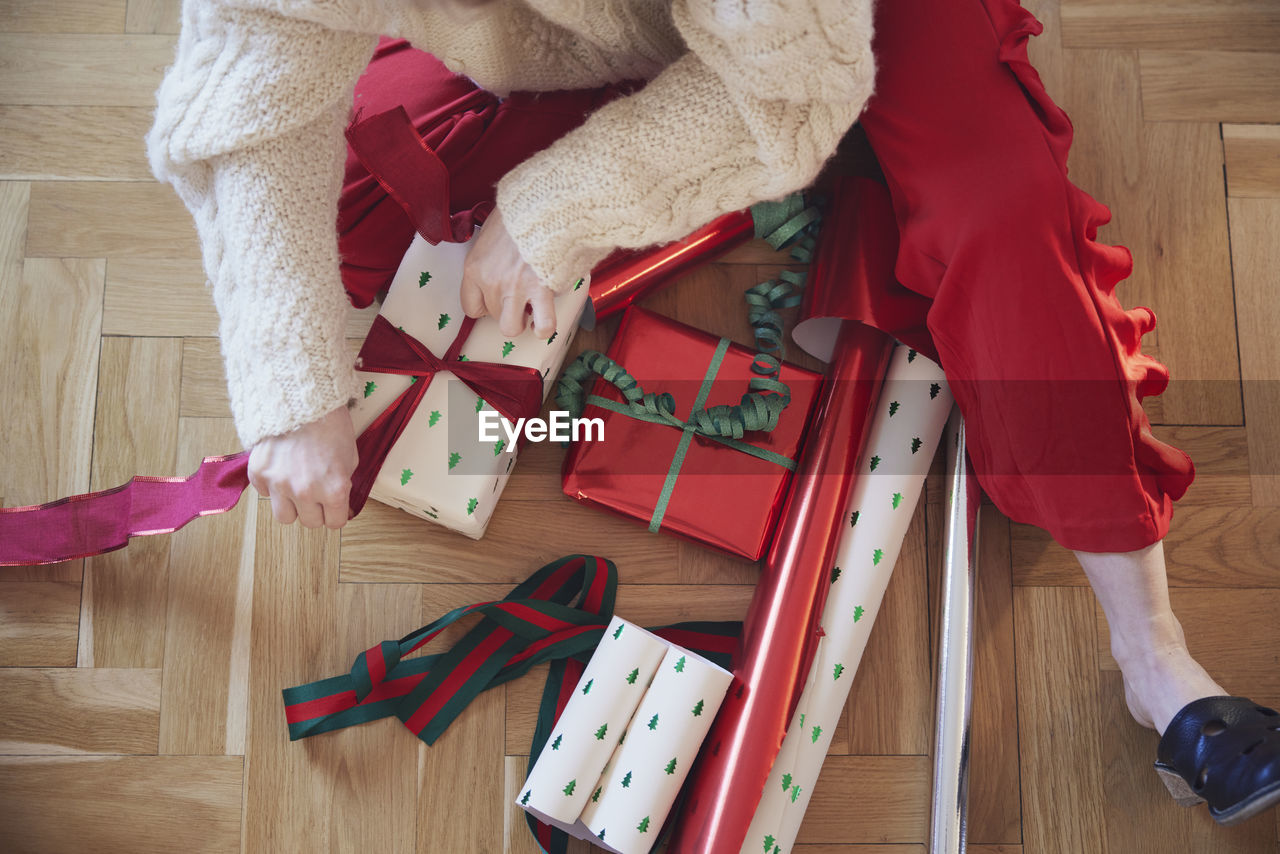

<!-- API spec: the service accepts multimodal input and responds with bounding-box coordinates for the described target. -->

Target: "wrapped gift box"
[350,232,588,537]
[561,307,824,560]
[516,616,733,854]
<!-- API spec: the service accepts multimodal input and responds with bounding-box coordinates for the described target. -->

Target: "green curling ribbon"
[744,193,823,379]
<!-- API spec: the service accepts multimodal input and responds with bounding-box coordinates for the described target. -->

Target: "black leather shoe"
[1155,696,1280,826]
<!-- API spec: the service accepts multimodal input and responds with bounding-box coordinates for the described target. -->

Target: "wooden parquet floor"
[1,1,1278,852]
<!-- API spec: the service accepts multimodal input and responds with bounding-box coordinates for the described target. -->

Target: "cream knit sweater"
[147,0,875,448]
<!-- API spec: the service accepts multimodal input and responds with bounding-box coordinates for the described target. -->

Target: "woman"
[148,0,1280,830]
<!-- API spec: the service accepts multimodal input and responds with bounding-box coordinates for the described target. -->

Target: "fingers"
[499,293,529,338]
[322,498,350,530]
[530,288,557,339]
[460,264,486,318]
[321,480,352,530]
[248,408,357,530]
[269,491,299,525]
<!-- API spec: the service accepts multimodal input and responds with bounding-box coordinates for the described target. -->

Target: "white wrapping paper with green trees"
[349,232,589,537]
[517,616,733,854]
[742,345,954,853]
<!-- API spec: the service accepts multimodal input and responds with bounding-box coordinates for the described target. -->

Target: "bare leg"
[1075,541,1225,734]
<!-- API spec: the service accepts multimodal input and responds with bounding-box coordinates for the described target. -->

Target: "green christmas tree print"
[873,548,884,565]
[664,757,677,775]
[674,656,686,673]
[799,713,805,728]
[692,699,705,717]
[831,565,842,584]
[475,397,485,413]
[763,835,776,853]
[520,790,530,805]
[853,605,865,622]
[889,400,899,417]
[547,331,558,345]
[811,725,822,743]
[598,829,606,841]
[466,497,478,515]
[594,723,608,740]
[592,787,602,803]
[637,816,651,833]
[562,779,576,796]
[625,667,639,684]
[400,468,413,486]
[789,784,802,803]
[501,341,515,358]
[850,510,860,527]
[613,623,624,640]
[911,437,923,454]
[363,380,377,398]
[428,410,441,427]
[419,271,432,287]
[648,714,659,731]
[574,278,584,290]
[892,491,904,509]
[409,375,419,384]
[437,312,449,329]
[833,663,845,680]
[869,455,880,472]
[907,348,918,362]
[621,771,632,788]
[781,773,792,791]
[930,382,941,399]
[448,452,461,469]
[551,734,562,750]
[457,354,469,362]
[582,679,593,695]
[493,439,505,456]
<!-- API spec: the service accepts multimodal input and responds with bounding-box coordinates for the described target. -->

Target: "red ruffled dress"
[336,0,1194,555]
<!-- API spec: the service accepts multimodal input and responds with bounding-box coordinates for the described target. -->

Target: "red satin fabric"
[0,454,250,567]
[338,39,636,307]
[854,0,1194,553]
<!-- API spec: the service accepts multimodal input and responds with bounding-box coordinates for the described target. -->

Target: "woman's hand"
[248,406,359,529]
[459,207,557,338]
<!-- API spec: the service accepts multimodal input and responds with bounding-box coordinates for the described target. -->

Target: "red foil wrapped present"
[561,307,824,561]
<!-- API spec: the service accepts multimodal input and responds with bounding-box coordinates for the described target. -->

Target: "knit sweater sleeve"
[495,0,875,292]
[146,2,377,448]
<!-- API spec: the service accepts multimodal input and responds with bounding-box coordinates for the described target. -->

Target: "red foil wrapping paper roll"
[668,320,893,854]
[584,210,756,326]
[791,175,935,364]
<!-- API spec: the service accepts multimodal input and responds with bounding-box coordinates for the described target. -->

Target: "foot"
[1113,625,1226,734]
[1156,696,1280,825]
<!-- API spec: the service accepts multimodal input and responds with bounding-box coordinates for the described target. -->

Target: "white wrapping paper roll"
[741,345,954,854]
[581,647,733,853]
[518,616,667,827]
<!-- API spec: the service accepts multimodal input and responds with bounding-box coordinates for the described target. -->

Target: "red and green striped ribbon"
[281,554,740,854]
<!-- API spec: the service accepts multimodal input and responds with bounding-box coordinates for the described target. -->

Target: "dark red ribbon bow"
[349,314,544,514]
